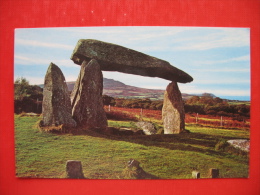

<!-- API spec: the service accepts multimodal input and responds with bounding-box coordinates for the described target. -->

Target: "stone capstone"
[71,59,108,131]
[71,39,193,83]
[42,63,76,127]
[135,121,157,135]
[162,81,185,134]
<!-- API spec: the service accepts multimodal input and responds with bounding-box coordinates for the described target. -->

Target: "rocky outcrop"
[162,81,185,134]
[135,121,157,135]
[127,159,159,179]
[71,59,107,131]
[227,139,250,153]
[70,39,193,83]
[42,63,76,128]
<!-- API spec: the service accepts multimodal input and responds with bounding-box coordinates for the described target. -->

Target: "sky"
[14,26,250,100]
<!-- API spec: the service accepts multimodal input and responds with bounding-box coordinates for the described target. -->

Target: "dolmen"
[42,39,193,134]
[71,39,193,83]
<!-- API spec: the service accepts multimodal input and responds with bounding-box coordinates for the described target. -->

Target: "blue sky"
[14,27,250,100]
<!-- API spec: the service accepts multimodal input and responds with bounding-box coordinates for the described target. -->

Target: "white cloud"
[197,68,250,73]
[173,28,249,51]
[15,55,75,67]
[192,78,250,85]
[14,76,44,85]
[179,84,250,96]
[208,89,250,96]
[196,55,250,65]
[15,55,50,65]
[15,39,74,50]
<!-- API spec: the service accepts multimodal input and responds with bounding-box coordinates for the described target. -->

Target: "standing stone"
[42,63,76,128]
[227,139,250,153]
[71,59,107,131]
[66,160,85,179]
[162,81,185,134]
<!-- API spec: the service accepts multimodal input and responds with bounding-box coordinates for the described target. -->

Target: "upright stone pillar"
[71,59,108,131]
[162,81,185,134]
[42,63,76,128]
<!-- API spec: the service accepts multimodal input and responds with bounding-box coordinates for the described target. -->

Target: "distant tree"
[200,96,214,106]
[186,96,200,104]
[206,109,217,116]
[14,77,43,114]
[214,97,223,104]
[115,98,125,107]
[102,95,116,106]
[155,102,163,110]
[14,77,30,100]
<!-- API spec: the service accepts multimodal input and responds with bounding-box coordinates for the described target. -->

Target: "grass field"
[15,114,249,179]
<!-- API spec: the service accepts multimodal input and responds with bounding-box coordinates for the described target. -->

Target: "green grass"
[15,115,249,179]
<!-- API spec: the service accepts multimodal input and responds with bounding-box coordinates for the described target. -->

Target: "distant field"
[15,113,249,179]
[228,101,250,106]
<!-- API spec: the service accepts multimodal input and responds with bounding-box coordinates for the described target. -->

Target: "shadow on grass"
[67,125,247,160]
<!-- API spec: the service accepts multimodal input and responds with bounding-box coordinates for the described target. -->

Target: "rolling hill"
[66,78,165,100]
[40,78,215,100]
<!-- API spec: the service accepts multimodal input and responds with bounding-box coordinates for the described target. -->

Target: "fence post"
[209,168,219,178]
[66,160,85,179]
[192,171,200,179]
[220,116,223,127]
[196,113,199,124]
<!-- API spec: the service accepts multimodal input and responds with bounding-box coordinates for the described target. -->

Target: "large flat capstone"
[71,39,193,83]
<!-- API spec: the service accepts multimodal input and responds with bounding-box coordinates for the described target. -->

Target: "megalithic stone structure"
[162,81,185,134]
[70,39,193,134]
[70,39,193,83]
[71,59,108,131]
[42,63,76,128]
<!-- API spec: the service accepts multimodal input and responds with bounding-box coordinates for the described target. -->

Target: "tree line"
[14,77,250,119]
[103,94,250,119]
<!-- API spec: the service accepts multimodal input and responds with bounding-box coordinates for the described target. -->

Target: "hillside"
[66,78,195,100]
[64,78,165,99]
[39,78,216,100]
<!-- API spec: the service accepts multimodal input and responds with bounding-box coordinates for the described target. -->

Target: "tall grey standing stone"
[42,63,76,128]
[162,81,185,134]
[71,59,108,131]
